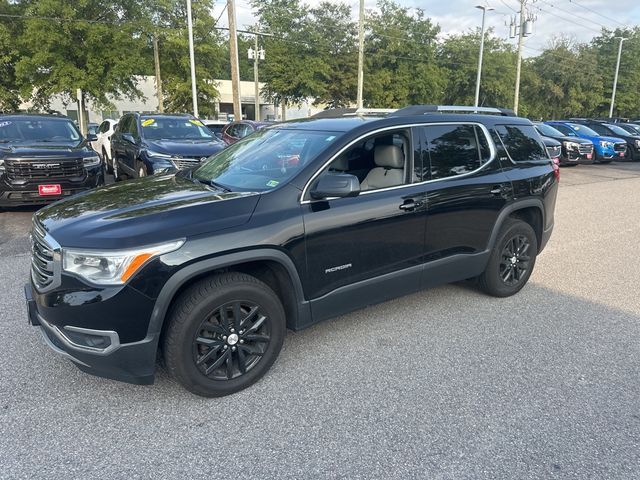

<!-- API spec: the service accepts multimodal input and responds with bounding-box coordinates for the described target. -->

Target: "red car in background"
[221,120,273,145]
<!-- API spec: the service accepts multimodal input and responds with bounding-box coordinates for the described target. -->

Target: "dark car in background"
[545,121,626,163]
[110,113,226,180]
[569,119,640,161]
[534,122,593,166]
[220,120,272,145]
[538,134,562,163]
[0,114,104,207]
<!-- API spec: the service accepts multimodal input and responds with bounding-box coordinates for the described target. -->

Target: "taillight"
[552,158,560,182]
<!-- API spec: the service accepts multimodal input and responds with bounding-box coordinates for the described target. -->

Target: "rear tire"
[163,272,286,397]
[478,219,538,297]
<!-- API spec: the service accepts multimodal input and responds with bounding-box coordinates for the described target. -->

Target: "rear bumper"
[25,283,157,385]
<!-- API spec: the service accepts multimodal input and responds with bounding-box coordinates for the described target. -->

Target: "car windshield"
[141,116,215,141]
[620,124,640,135]
[604,124,631,136]
[0,118,81,143]
[193,128,342,192]
[536,124,564,137]
[569,124,599,136]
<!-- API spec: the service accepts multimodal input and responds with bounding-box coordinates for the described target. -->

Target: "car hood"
[36,174,260,249]
[0,142,91,157]
[144,139,224,157]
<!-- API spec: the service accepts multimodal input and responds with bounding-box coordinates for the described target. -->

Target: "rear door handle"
[490,186,503,195]
[399,200,418,211]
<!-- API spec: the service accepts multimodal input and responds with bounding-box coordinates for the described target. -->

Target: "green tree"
[14,0,149,111]
[364,0,444,107]
[0,1,24,111]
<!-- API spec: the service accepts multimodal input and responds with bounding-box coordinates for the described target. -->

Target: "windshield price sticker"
[141,119,155,127]
[189,119,205,127]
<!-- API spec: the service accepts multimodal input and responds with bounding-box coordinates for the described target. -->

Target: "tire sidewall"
[483,220,538,297]
[168,279,285,397]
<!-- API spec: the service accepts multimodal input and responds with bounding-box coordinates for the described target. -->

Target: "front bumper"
[0,167,104,207]
[25,282,158,385]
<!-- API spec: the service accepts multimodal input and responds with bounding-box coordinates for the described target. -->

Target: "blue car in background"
[545,121,627,163]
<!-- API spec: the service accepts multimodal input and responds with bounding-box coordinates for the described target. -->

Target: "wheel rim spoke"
[204,349,230,375]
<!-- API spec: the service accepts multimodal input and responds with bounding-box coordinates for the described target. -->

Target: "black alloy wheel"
[478,218,538,297]
[193,301,271,381]
[498,234,531,287]
[163,272,285,397]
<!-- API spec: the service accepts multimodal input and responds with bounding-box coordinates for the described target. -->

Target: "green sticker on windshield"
[266,180,279,187]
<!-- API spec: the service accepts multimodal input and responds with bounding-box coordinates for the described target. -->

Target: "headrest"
[374,145,404,168]
[331,155,349,171]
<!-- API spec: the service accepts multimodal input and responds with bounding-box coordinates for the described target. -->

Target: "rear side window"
[422,124,492,180]
[496,125,548,162]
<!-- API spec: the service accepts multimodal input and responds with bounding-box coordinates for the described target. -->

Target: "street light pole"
[186,0,198,117]
[474,5,494,108]
[609,36,626,118]
[227,0,242,121]
[356,0,364,109]
[513,0,525,115]
[254,35,260,121]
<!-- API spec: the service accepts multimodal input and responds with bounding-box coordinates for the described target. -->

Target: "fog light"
[63,328,112,349]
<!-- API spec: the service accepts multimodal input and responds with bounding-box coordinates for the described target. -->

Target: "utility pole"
[513,0,525,115]
[474,5,494,108]
[153,35,164,113]
[227,0,242,121]
[609,36,626,118]
[254,35,260,121]
[186,0,198,117]
[356,0,364,109]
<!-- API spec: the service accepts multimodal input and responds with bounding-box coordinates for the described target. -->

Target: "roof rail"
[389,105,516,117]
[311,108,396,119]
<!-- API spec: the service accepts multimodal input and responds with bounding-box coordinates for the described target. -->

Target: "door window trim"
[300,122,497,204]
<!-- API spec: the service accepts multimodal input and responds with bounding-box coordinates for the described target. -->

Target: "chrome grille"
[172,157,205,170]
[6,158,84,180]
[30,218,61,291]
[614,143,627,152]
[578,144,593,154]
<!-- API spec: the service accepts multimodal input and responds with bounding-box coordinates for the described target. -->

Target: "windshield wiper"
[209,180,232,192]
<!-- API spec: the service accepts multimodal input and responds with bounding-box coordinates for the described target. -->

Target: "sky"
[214,0,640,56]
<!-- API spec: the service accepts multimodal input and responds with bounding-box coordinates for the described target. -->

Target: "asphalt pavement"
[1,164,640,479]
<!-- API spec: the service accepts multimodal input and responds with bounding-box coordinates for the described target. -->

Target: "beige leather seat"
[360,145,405,190]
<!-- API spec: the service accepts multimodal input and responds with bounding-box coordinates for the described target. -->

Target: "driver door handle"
[399,200,417,211]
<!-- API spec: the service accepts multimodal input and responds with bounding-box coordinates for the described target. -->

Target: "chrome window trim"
[300,121,497,204]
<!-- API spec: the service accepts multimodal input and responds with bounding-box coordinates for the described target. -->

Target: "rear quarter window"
[496,124,548,162]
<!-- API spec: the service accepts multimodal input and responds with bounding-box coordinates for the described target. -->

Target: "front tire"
[478,219,538,297]
[163,272,286,397]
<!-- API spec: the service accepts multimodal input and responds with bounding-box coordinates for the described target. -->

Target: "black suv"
[25,105,558,397]
[0,114,104,207]
[110,113,225,180]
[533,122,594,166]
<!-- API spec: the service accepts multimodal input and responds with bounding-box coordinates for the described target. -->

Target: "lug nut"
[231,346,236,351]
[224,345,228,349]
[230,328,235,333]
[222,336,227,341]
[239,339,244,344]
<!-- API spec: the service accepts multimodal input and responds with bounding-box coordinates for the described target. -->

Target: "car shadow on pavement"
[3,277,640,478]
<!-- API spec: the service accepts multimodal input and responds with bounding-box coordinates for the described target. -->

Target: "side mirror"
[86,133,98,142]
[122,133,136,144]
[310,173,360,200]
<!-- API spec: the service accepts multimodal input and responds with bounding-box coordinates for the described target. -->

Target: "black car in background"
[0,114,104,207]
[570,119,640,161]
[533,122,594,165]
[110,113,226,180]
[538,134,562,163]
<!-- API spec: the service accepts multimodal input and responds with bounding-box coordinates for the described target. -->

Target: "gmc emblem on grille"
[32,163,60,169]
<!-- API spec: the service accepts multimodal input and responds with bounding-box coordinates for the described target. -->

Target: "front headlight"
[563,141,580,150]
[635,140,640,149]
[62,240,184,285]
[599,140,614,148]
[146,150,173,159]
[83,155,101,167]
[0,159,4,172]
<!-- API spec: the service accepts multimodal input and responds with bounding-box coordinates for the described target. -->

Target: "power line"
[566,0,629,29]
[536,0,616,31]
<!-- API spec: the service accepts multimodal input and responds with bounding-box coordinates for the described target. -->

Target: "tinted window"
[116,115,131,134]
[536,123,564,137]
[129,116,139,136]
[550,124,576,137]
[237,124,252,138]
[496,125,548,162]
[226,124,238,138]
[0,118,81,143]
[588,124,610,135]
[140,116,213,140]
[423,124,490,180]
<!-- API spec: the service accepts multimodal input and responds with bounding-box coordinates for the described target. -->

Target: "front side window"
[193,128,341,192]
[536,123,564,138]
[318,130,411,192]
[568,123,599,136]
[140,116,213,141]
[496,124,548,162]
[551,124,577,137]
[0,118,81,144]
[423,124,491,180]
